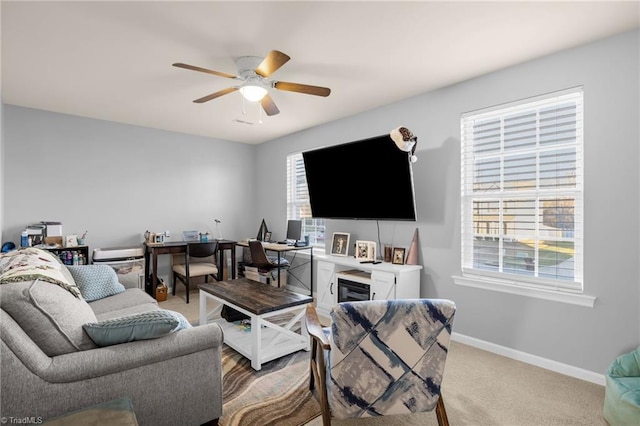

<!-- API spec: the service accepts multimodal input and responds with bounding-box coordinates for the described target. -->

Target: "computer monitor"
[286,220,302,242]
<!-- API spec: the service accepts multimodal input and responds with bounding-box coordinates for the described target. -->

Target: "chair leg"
[172,273,177,296]
[435,394,449,426]
[309,341,317,391]
[319,388,331,426]
[185,275,190,304]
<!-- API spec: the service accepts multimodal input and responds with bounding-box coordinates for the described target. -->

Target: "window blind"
[287,152,325,246]
[461,88,583,291]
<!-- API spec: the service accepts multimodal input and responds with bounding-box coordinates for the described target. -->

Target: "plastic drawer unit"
[93,246,145,289]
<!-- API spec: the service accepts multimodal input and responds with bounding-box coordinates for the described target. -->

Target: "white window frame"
[286,152,325,249]
[455,87,594,307]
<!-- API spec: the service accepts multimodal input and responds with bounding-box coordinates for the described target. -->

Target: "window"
[460,88,583,294]
[287,152,325,247]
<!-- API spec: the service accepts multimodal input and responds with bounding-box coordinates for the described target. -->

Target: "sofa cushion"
[67,265,125,301]
[83,310,180,347]
[0,248,82,298]
[0,280,98,355]
[89,288,157,317]
[96,302,160,321]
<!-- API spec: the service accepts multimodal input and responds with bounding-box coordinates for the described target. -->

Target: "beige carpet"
[163,286,607,426]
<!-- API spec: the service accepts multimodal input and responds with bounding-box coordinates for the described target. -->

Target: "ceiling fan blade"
[193,87,238,103]
[274,81,331,97]
[255,50,291,78]
[173,63,238,79]
[261,94,280,116]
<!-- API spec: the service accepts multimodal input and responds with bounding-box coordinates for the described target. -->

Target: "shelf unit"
[41,245,90,265]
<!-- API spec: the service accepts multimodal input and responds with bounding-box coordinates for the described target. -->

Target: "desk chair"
[247,240,290,284]
[172,242,218,304]
[304,299,456,426]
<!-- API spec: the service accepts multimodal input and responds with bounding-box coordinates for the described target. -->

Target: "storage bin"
[245,270,270,285]
[93,247,145,289]
[155,280,168,302]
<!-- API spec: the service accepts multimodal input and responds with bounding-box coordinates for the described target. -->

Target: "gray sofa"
[0,249,223,426]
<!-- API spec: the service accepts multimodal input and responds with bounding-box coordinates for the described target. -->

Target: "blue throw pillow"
[83,310,180,347]
[67,265,125,301]
[163,309,193,332]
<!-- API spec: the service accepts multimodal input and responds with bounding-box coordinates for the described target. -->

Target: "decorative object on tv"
[389,126,418,163]
[331,233,350,257]
[355,241,376,261]
[392,247,406,265]
[302,127,418,221]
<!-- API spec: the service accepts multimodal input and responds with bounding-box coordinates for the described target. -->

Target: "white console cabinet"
[315,254,422,318]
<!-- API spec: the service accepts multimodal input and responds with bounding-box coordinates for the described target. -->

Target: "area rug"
[220,345,321,426]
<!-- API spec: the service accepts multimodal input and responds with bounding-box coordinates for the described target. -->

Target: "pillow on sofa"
[0,248,82,298]
[164,309,193,332]
[83,310,181,347]
[0,280,98,355]
[67,265,125,302]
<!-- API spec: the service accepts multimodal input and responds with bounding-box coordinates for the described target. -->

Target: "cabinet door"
[371,270,395,300]
[316,261,336,313]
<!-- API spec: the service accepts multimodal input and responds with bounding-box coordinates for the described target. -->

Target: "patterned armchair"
[305,299,456,426]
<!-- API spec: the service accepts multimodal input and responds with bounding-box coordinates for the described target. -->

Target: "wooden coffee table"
[199,278,313,370]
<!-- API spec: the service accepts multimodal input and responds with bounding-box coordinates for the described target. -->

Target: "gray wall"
[2,30,638,376]
[2,107,255,279]
[254,29,640,375]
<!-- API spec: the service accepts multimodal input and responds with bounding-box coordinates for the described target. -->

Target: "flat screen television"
[302,134,417,221]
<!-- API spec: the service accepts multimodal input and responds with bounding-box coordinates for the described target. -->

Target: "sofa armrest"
[42,323,223,383]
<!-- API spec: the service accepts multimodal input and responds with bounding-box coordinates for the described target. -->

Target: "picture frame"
[331,232,350,256]
[264,231,272,242]
[65,234,78,248]
[355,240,376,261]
[392,247,406,265]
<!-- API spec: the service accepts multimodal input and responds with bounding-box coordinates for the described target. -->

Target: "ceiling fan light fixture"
[239,85,267,102]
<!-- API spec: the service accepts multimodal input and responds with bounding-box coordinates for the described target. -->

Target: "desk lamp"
[214,219,223,240]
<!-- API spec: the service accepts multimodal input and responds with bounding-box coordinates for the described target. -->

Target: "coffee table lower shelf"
[199,290,310,370]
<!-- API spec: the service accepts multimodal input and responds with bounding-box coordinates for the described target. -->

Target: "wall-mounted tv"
[302,134,417,221]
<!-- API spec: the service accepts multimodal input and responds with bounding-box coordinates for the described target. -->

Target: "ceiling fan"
[173,50,331,116]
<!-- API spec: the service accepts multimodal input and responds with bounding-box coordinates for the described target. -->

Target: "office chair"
[304,299,456,426]
[247,240,289,286]
[172,241,219,303]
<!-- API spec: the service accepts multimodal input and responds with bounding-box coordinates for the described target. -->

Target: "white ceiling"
[2,1,639,144]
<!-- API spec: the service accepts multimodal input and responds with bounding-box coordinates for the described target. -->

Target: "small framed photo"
[65,234,78,248]
[392,247,406,265]
[331,232,350,256]
[355,240,376,261]
[264,231,272,242]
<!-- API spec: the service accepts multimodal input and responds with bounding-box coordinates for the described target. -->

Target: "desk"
[144,239,236,297]
[236,241,313,296]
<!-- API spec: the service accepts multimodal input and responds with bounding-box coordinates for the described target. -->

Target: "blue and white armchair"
[305,298,456,426]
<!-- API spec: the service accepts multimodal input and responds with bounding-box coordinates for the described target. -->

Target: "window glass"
[461,88,583,291]
[287,152,325,247]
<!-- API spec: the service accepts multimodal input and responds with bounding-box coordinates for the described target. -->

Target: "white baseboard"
[451,332,605,386]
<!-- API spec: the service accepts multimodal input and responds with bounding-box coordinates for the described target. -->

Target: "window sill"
[452,274,596,307]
